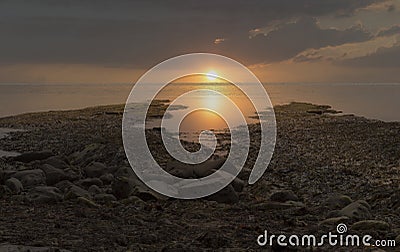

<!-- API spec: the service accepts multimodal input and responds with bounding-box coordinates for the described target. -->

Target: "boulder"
[337,200,371,220]
[27,186,63,203]
[43,156,70,170]
[111,177,135,199]
[100,173,114,185]
[324,194,353,210]
[84,162,108,178]
[88,185,102,195]
[206,185,239,204]
[69,144,105,166]
[14,151,53,163]
[64,185,91,200]
[94,193,117,203]
[11,169,46,188]
[54,180,74,193]
[40,164,70,185]
[5,177,23,194]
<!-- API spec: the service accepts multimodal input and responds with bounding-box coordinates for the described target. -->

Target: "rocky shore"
[0,102,399,251]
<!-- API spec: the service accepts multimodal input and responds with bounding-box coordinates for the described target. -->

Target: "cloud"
[293,34,400,62]
[376,24,400,36]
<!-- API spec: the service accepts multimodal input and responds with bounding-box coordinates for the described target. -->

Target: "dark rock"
[77,178,103,188]
[77,196,99,208]
[337,200,371,220]
[13,151,53,163]
[40,164,70,185]
[43,156,70,170]
[270,190,299,203]
[88,184,102,195]
[351,220,390,231]
[206,185,239,204]
[100,173,114,185]
[5,177,23,194]
[324,194,353,210]
[0,244,71,252]
[54,180,74,193]
[111,177,134,200]
[69,144,105,166]
[196,231,230,249]
[27,186,63,203]
[0,185,11,198]
[94,193,117,203]
[319,216,350,226]
[84,162,108,178]
[11,169,46,188]
[64,185,91,200]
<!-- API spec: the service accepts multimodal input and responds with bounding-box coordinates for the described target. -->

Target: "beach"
[0,102,399,251]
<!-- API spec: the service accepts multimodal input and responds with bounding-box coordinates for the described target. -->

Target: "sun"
[205,71,218,81]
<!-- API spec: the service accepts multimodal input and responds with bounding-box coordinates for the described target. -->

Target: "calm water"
[0,83,399,122]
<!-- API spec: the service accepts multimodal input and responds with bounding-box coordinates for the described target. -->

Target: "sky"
[1,0,400,83]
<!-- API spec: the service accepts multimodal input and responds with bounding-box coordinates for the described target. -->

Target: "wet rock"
[206,185,239,204]
[337,200,371,220]
[84,162,108,178]
[27,186,63,203]
[11,169,46,188]
[166,158,226,179]
[13,151,54,163]
[324,194,353,210]
[88,184,102,195]
[64,185,91,200]
[40,164,70,185]
[77,178,103,188]
[54,180,74,193]
[319,216,350,226]
[351,220,390,231]
[270,190,299,203]
[100,173,114,185]
[5,177,23,194]
[77,196,99,208]
[94,193,117,203]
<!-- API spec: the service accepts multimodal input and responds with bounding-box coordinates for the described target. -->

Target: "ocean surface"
[0,83,399,122]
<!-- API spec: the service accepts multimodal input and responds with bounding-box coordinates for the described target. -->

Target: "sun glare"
[205,71,218,81]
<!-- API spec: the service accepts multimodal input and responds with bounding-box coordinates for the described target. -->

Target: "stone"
[11,169,46,188]
[54,180,74,193]
[206,185,239,204]
[40,164,70,185]
[120,196,146,207]
[0,170,16,184]
[94,193,117,203]
[27,186,63,203]
[395,235,400,245]
[112,176,134,199]
[88,184,102,195]
[77,196,100,208]
[351,220,390,231]
[0,185,11,198]
[231,177,245,192]
[253,201,305,210]
[5,177,23,194]
[270,190,299,203]
[43,156,70,170]
[64,185,91,200]
[84,162,108,178]
[338,200,371,220]
[77,178,103,188]
[324,194,353,210]
[319,216,350,226]
[100,173,114,185]
[13,151,53,163]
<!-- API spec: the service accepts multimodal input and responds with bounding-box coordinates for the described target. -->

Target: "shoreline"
[0,102,399,250]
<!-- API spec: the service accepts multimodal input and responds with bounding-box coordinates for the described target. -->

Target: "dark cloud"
[341,44,400,68]
[215,17,372,65]
[377,25,400,37]
[0,0,386,68]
